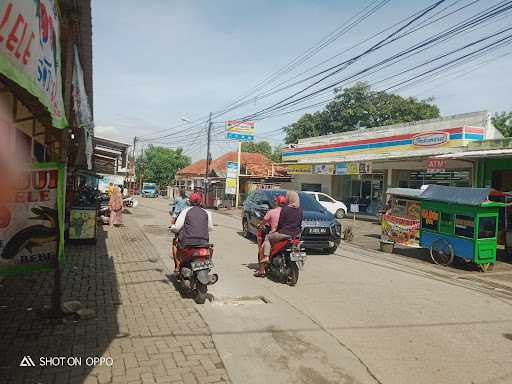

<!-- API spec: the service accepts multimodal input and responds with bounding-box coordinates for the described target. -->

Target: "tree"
[492,111,512,137]
[136,145,191,189]
[241,141,283,162]
[284,82,440,143]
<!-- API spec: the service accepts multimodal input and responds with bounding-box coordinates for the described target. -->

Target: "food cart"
[381,185,508,272]
[380,188,423,253]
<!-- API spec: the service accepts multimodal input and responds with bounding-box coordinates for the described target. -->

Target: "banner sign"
[226,161,238,179]
[226,120,255,141]
[287,163,312,175]
[225,178,236,195]
[69,208,96,240]
[313,164,334,175]
[0,162,65,275]
[426,158,447,174]
[72,45,93,169]
[381,214,420,247]
[336,161,372,175]
[0,1,67,128]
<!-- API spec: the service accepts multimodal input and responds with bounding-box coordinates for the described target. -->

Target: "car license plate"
[309,227,327,234]
[290,252,307,261]
[190,260,212,271]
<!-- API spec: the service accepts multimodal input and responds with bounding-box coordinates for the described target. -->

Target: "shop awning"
[433,148,512,159]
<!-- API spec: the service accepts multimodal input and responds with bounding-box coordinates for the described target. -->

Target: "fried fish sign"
[0,163,65,275]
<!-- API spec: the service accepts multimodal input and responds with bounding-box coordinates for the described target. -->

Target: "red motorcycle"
[259,225,306,286]
[176,244,218,304]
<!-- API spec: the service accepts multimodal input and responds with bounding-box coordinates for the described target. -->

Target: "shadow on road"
[0,225,121,384]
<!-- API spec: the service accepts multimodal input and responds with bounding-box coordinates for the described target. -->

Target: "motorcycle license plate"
[290,252,307,262]
[190,260,212,271]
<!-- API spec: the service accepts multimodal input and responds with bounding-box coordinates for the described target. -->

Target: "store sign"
[226,120,255,141]
[313,164,333,175]
[412,132,449,147]
[226,161,238,179]
[287,164,312,175]
[72,46,93,170]
[225,178,236,195]
[0,163,65,275]
[337,161,372,175]
[426,158,447,173]
[0,1,67,128]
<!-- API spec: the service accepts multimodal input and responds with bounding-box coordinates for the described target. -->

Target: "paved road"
[134,197,512,384]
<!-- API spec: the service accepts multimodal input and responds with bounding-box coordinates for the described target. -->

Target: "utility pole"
[139,144,145,195]
[204,112,213,205]
[131,136,137,195]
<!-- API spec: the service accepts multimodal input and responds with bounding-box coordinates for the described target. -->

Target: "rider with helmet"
[254,194,287,277]
[170,192,213,272]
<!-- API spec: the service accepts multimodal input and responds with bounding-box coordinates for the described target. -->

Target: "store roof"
[434,148,512,159]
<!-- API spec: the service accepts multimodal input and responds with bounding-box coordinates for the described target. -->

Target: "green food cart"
[419,185,507,272]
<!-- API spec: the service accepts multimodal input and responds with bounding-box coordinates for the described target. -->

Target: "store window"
[454,214,475,238]
[406,170,471,188]
[478,217,497,239]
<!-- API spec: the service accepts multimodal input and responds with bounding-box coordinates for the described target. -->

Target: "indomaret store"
[282,111,503,216]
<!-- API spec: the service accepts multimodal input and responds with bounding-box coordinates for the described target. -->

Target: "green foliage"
[284,82,441,143]
[241,141,283,162]
[492,111,512,137]
[136,145,191,189]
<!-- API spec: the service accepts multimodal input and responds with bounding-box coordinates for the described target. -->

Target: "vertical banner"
[0,162,65,275]
[0,0,67,128]
[72,45,94,170]
[226,120,255,141]
[225,161,238,195]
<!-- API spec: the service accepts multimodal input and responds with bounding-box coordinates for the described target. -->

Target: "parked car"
[141,182,158,198]
[304,191,348,219]
[242,189,342,253]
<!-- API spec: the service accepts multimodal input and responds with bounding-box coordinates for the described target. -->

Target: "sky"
[91,0,512,161]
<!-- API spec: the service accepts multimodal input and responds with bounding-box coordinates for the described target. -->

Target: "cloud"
[94,125,121,140]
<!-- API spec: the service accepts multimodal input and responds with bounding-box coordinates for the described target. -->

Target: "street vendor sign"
[0,163,65,275]
[0,0,67,128]
[381,214,420,247]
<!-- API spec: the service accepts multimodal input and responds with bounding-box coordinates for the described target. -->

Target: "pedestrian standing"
[109,186,124,226]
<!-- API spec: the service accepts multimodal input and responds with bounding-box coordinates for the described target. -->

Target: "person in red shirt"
[254,194,287,277]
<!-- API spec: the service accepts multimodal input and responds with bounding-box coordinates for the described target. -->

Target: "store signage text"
[412,132,449,147]
[0,1,67,128]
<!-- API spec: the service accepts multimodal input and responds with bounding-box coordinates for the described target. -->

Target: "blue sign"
[227,132,255,141]
[335,162,347,175]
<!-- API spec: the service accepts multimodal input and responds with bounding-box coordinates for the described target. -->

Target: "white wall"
[282,174,333,194]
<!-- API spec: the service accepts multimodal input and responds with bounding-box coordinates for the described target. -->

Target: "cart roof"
[420,185,507,207]
[386,188,424,199]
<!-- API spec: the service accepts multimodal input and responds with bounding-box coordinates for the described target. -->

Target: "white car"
[304,191,348,219]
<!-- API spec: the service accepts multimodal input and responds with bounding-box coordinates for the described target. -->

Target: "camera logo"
[19,356,36,367]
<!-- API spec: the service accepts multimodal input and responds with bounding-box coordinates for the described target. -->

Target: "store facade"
[282,111,502,215]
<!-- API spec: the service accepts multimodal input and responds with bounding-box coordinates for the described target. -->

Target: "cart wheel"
[430,239,454,266]
[478,263,494,273]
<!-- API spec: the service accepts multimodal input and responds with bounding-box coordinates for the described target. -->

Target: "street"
[134,197,512,384]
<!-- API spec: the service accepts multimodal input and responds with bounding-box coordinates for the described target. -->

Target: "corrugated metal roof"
[420,185,493,206]
[386,188,424,199]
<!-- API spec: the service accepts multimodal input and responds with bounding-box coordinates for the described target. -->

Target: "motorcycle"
[259,224,306,286]
[123,196,138,208]
[175,244,218,304]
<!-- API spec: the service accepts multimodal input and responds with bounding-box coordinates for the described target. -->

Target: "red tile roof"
[177,152,287,177]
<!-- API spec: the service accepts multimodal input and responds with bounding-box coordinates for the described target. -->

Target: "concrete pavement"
[137,197,512,384]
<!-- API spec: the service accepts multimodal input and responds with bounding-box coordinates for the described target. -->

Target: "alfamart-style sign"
[0,0,67,128]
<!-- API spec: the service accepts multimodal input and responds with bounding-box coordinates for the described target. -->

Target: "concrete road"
[132,197,512,384]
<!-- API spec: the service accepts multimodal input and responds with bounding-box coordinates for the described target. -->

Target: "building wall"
[282,174,333,195]
[477,158,512,190]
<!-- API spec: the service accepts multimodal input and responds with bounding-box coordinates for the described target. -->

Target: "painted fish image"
[1,206,58,260]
